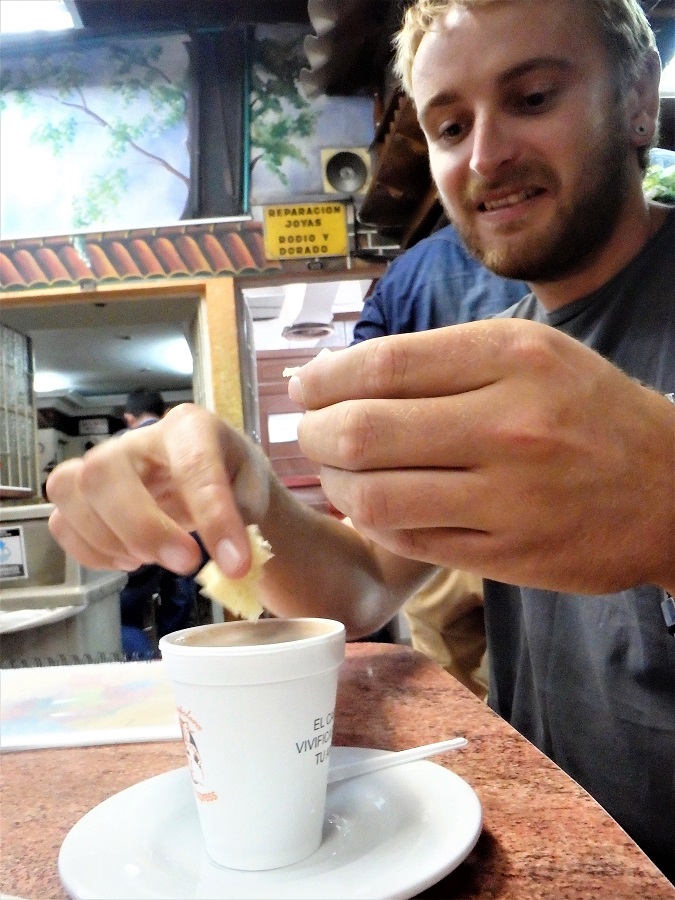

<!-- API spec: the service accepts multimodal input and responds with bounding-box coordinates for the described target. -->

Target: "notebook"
[0,659,181,751]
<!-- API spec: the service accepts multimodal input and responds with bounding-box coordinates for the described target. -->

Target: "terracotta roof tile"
[85,243,119,280]
[105,240,143,278]
[151,237,190,275]
[14,249,48,285]
[0,221,280,291]
[200,232,233,272]
[220,232,257,271]
[34,247,72,283]
[174,235,211,274]
[129,238,165,277]
[59,245,95,281]
[0,253,23,288]
[245,229,269,269]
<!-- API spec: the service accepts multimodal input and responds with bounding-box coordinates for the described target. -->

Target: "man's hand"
[46,404,270,579]
[290,318,675,594]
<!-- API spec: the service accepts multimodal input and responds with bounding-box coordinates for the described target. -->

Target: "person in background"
[118,388,203,657]
[352,223,527,695]
[46,0,675,879]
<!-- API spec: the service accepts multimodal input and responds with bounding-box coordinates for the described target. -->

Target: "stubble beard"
[444,120,634,283]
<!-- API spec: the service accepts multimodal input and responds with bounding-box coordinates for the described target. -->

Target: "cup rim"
[159,617,345,657]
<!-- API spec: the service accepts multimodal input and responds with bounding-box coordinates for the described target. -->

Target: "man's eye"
[440,121,463,140]
[521,90,552,110]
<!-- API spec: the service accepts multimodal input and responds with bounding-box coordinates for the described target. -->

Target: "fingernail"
[159,543,196,573]
[216,538,244,576]
[288,375,305,407]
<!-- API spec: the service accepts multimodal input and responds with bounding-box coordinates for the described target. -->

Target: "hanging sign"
[262,202,348,259]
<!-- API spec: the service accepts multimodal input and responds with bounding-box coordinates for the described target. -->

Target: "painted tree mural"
[249,35,318,186]
[0,37,190,233]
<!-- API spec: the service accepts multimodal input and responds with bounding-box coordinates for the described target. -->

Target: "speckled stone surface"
[1,643,673,899]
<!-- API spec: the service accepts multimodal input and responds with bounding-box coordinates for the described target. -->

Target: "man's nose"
[468,111,519,177]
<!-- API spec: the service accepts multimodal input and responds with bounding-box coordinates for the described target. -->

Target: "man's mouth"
[478,187,543,212]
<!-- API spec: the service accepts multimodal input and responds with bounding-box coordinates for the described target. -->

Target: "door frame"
[1,276,244,429]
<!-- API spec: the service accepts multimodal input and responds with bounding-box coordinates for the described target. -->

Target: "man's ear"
[626,48,662,147]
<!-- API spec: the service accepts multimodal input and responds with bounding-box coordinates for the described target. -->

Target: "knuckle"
[390,527,430,560]
[492,405,558,458]
[44,463,68,503]
[507,319,558,374]
[336,403,379,469]
[78,449,109,493]
[344,475,391,530]
[362,337,411,397]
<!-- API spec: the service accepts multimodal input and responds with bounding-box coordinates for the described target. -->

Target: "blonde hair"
[394,0,656,95]
[393,0,659,167]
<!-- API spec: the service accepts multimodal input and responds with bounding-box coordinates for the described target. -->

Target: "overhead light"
[282,322,334,340]
[34,370,71,393]
[159,337,193,376]
[0,0,77,34]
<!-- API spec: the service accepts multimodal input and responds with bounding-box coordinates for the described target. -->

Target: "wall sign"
[0,526,28,580]
[262,203,348,259]
[79,418,110,436]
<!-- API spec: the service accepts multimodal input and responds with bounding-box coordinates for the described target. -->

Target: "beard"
[445,117,634,283]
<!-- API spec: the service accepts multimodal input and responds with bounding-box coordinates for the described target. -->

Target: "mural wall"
[249,25,374,206]
[0,24,376,291]
[1,33,191,240]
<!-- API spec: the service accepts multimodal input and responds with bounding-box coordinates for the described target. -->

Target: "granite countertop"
[1,642,673,899]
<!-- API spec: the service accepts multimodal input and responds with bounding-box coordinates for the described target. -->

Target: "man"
[121,387,166,431]
[47,0,674,878]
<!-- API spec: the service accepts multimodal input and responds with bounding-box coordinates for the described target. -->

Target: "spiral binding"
[3,650,161,668]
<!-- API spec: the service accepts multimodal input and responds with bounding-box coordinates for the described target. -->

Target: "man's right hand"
[46,403,271,580]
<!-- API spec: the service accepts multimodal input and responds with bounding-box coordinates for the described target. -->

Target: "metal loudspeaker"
[321,147,372,195]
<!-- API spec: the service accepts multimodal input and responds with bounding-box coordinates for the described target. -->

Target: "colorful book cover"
[0,660,181,751]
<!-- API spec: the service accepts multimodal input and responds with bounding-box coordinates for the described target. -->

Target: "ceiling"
[1,296,199,409]
[0,279,371,415]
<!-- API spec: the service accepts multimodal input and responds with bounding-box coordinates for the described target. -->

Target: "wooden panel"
[203,278,243,430]
[257,348,332,510]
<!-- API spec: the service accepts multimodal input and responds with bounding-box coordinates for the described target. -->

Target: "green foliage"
[643,163,675,203]
[32,117,78,155]
[249,36,318,184]
[71,167,128,230]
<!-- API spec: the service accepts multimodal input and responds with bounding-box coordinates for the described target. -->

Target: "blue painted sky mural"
[0,25,375,242]
[0,34,191,240]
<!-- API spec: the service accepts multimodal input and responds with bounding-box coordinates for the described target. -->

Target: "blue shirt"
[351,225,528,343]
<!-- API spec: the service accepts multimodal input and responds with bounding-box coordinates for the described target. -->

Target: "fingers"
[48,507,146,572]
[47,437,203,574]
[161,405,268,576]
[318,466,492,531]
[46,404,269,580]
[289,317,547,409]
[297,392,488,471]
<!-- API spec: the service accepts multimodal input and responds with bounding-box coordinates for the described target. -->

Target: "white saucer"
[59,747,482,900]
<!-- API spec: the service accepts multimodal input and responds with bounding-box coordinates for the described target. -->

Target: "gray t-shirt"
[486,207,675,876]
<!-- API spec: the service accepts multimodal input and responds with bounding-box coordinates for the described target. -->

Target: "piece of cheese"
[195,525,273,620]
[282,366,302,377]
